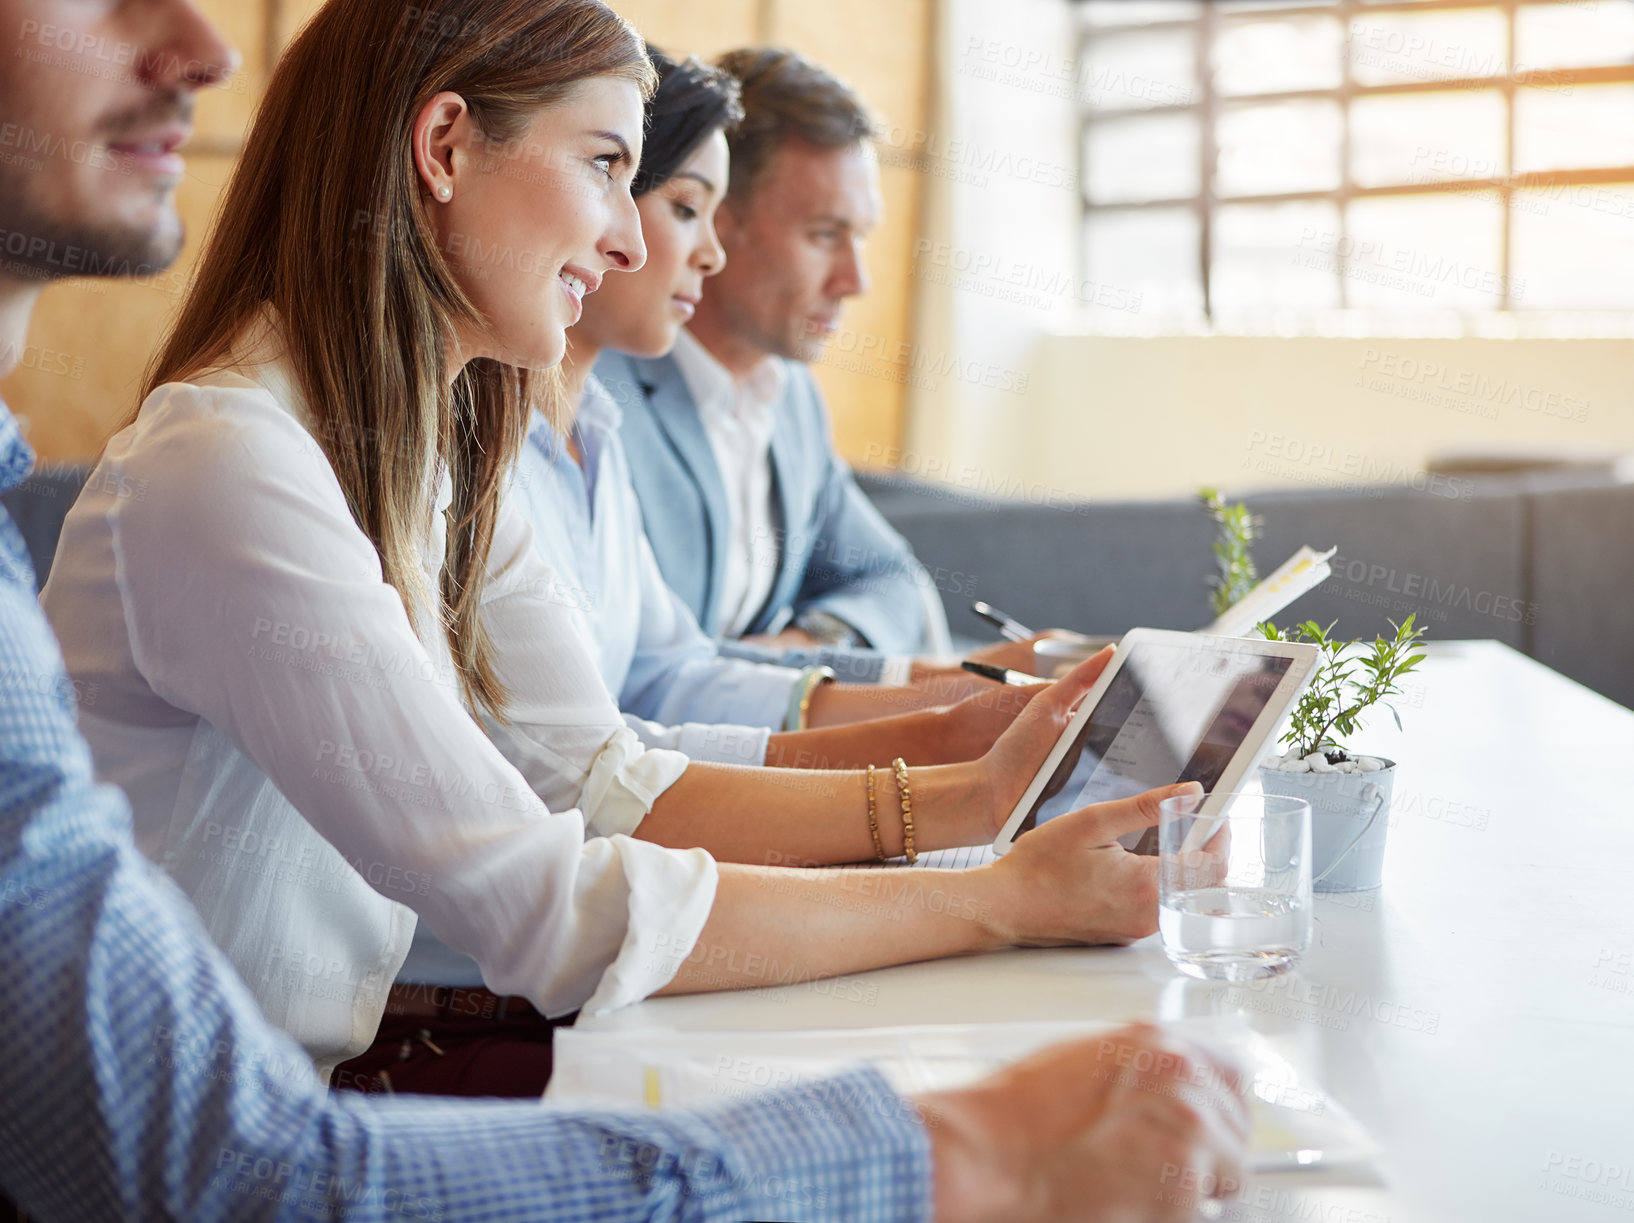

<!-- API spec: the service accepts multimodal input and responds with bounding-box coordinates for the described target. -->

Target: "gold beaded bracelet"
[865,764,887,863]
[892,756,917,864]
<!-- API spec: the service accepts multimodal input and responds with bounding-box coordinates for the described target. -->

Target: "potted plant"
[1200,487,1260,619]
[1255,616,1428,892]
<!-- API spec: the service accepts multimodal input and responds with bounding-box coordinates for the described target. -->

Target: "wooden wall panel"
[5,0,927,466]
[763,0,931,463]
[613,0,761,60]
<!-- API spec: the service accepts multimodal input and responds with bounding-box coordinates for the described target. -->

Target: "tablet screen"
[1016,640,1294,837]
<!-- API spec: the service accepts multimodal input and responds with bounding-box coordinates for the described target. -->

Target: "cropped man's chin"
[789,335,828,364]
[0,211,184,285]
[120,190,187,256]
[630,325,675,360]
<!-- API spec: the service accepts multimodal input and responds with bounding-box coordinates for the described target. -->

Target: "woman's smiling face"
[417,74,650,372]
[570,129,730,360]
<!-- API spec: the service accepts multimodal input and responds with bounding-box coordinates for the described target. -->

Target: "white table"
[581,642,1634,1222]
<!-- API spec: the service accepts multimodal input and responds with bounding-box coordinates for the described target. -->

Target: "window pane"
[1511,182,1634,309]
[1085,112,1200,203]
[1216,100,1342,196]
[1515,84,1634,173]
[1219,0,1337,12]
[1213,201,1343,320]
[1080,1,1202,29]
[1351,90,1508,188]
[1344,194,1507,310]
[1079,29,1198,113]
[1083,208,1204,318]
[1517,2,1634,71]
[1214,17,1343,96]
[1347,9,1509,87]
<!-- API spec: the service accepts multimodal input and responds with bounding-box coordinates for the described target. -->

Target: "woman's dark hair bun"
[632,45,746,197]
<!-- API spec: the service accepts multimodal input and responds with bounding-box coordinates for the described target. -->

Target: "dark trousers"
[331,984,573,1099]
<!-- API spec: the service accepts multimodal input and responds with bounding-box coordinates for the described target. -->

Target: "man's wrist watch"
[785,666,837,732]
[793,609,866,648]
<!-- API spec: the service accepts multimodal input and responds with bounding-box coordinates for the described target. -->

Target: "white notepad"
[547,1019,1378,1173]
[1202,546,1337,638]
[839,843,997,870]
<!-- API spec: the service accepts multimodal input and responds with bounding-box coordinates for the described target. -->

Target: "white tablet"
[993,628,1320,853]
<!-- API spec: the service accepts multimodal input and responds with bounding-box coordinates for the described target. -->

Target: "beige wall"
[1020,335,1634,503]
[4,0,931,466]
[896,333,1634,506]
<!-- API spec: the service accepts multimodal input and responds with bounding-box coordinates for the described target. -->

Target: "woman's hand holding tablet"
[978,780,1204,947]
[991,629,1321,854]
[965,647,1118,839]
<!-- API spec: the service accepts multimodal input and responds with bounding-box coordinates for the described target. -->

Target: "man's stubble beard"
[0,175,183,283]
[0,91,190,284]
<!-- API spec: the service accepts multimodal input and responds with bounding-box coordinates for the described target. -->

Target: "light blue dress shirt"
[509,377,801,766]
[0,403,932,1222]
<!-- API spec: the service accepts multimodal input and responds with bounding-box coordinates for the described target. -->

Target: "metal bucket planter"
[1259,759,1395,892]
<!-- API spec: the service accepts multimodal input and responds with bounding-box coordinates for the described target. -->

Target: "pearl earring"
[437,186,452,201]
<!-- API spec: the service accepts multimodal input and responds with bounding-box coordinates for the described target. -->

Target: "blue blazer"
[598,348,929,653]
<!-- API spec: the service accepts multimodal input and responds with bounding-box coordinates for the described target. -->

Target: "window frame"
[1077,0,1634,318]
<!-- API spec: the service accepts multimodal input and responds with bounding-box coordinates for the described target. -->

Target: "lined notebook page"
[839,843,998,870]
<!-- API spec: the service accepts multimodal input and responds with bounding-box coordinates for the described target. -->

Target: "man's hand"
[918,1024,1250,1223]
[965,634,1049,675]
[743,627,824,651]
[905,662,993,705]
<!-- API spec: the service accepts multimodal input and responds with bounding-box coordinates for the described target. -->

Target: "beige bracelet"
[893,756,917,864]
[865,764,887,863]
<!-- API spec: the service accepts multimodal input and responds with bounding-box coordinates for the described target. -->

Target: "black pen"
[962,660,1050,687]
[970,601,1034,642]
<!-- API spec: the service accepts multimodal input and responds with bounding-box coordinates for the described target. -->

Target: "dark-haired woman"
[510,50,1012,793]
[43,0,1178,1093]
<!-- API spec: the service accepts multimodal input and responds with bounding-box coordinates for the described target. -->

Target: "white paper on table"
[546,1019,1378,1173]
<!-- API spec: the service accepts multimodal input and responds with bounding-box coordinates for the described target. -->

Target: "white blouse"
[508,376,800,764]
[41,341,717,1075]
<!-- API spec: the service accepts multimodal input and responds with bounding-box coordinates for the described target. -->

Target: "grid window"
[1076,0,1634,325]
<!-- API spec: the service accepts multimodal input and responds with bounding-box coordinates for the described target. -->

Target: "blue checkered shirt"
[0,405,931,1222]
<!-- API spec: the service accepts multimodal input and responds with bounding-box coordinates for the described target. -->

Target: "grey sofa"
[860,471,1634,711]
[9,461,1630,709]
[1,461,85,587]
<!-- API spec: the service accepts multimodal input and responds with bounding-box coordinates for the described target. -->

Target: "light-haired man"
[0,4,1244,1221]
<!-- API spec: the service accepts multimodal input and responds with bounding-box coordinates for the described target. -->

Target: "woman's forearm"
[656,861,1008,995]
[633,759,992,866]
[804,681,946,728]
[655,782,1187,1001]
[764,707,961,770]
[781,680,1038,769]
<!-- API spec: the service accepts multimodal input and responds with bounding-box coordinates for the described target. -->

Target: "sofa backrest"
[1527,482,1634,709]
[1,462,88,588]
[859,469,1632,709]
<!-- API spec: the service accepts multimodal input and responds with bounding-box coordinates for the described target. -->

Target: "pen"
[962,660,1050,687]
[970,601,1034,642]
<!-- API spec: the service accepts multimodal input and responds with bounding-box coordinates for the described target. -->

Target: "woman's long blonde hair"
[144,0,654,719]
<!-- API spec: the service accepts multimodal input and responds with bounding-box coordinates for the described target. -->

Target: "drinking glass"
[1158,791,1311,982]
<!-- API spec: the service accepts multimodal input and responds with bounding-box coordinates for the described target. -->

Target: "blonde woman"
[43,0,1180,1087]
